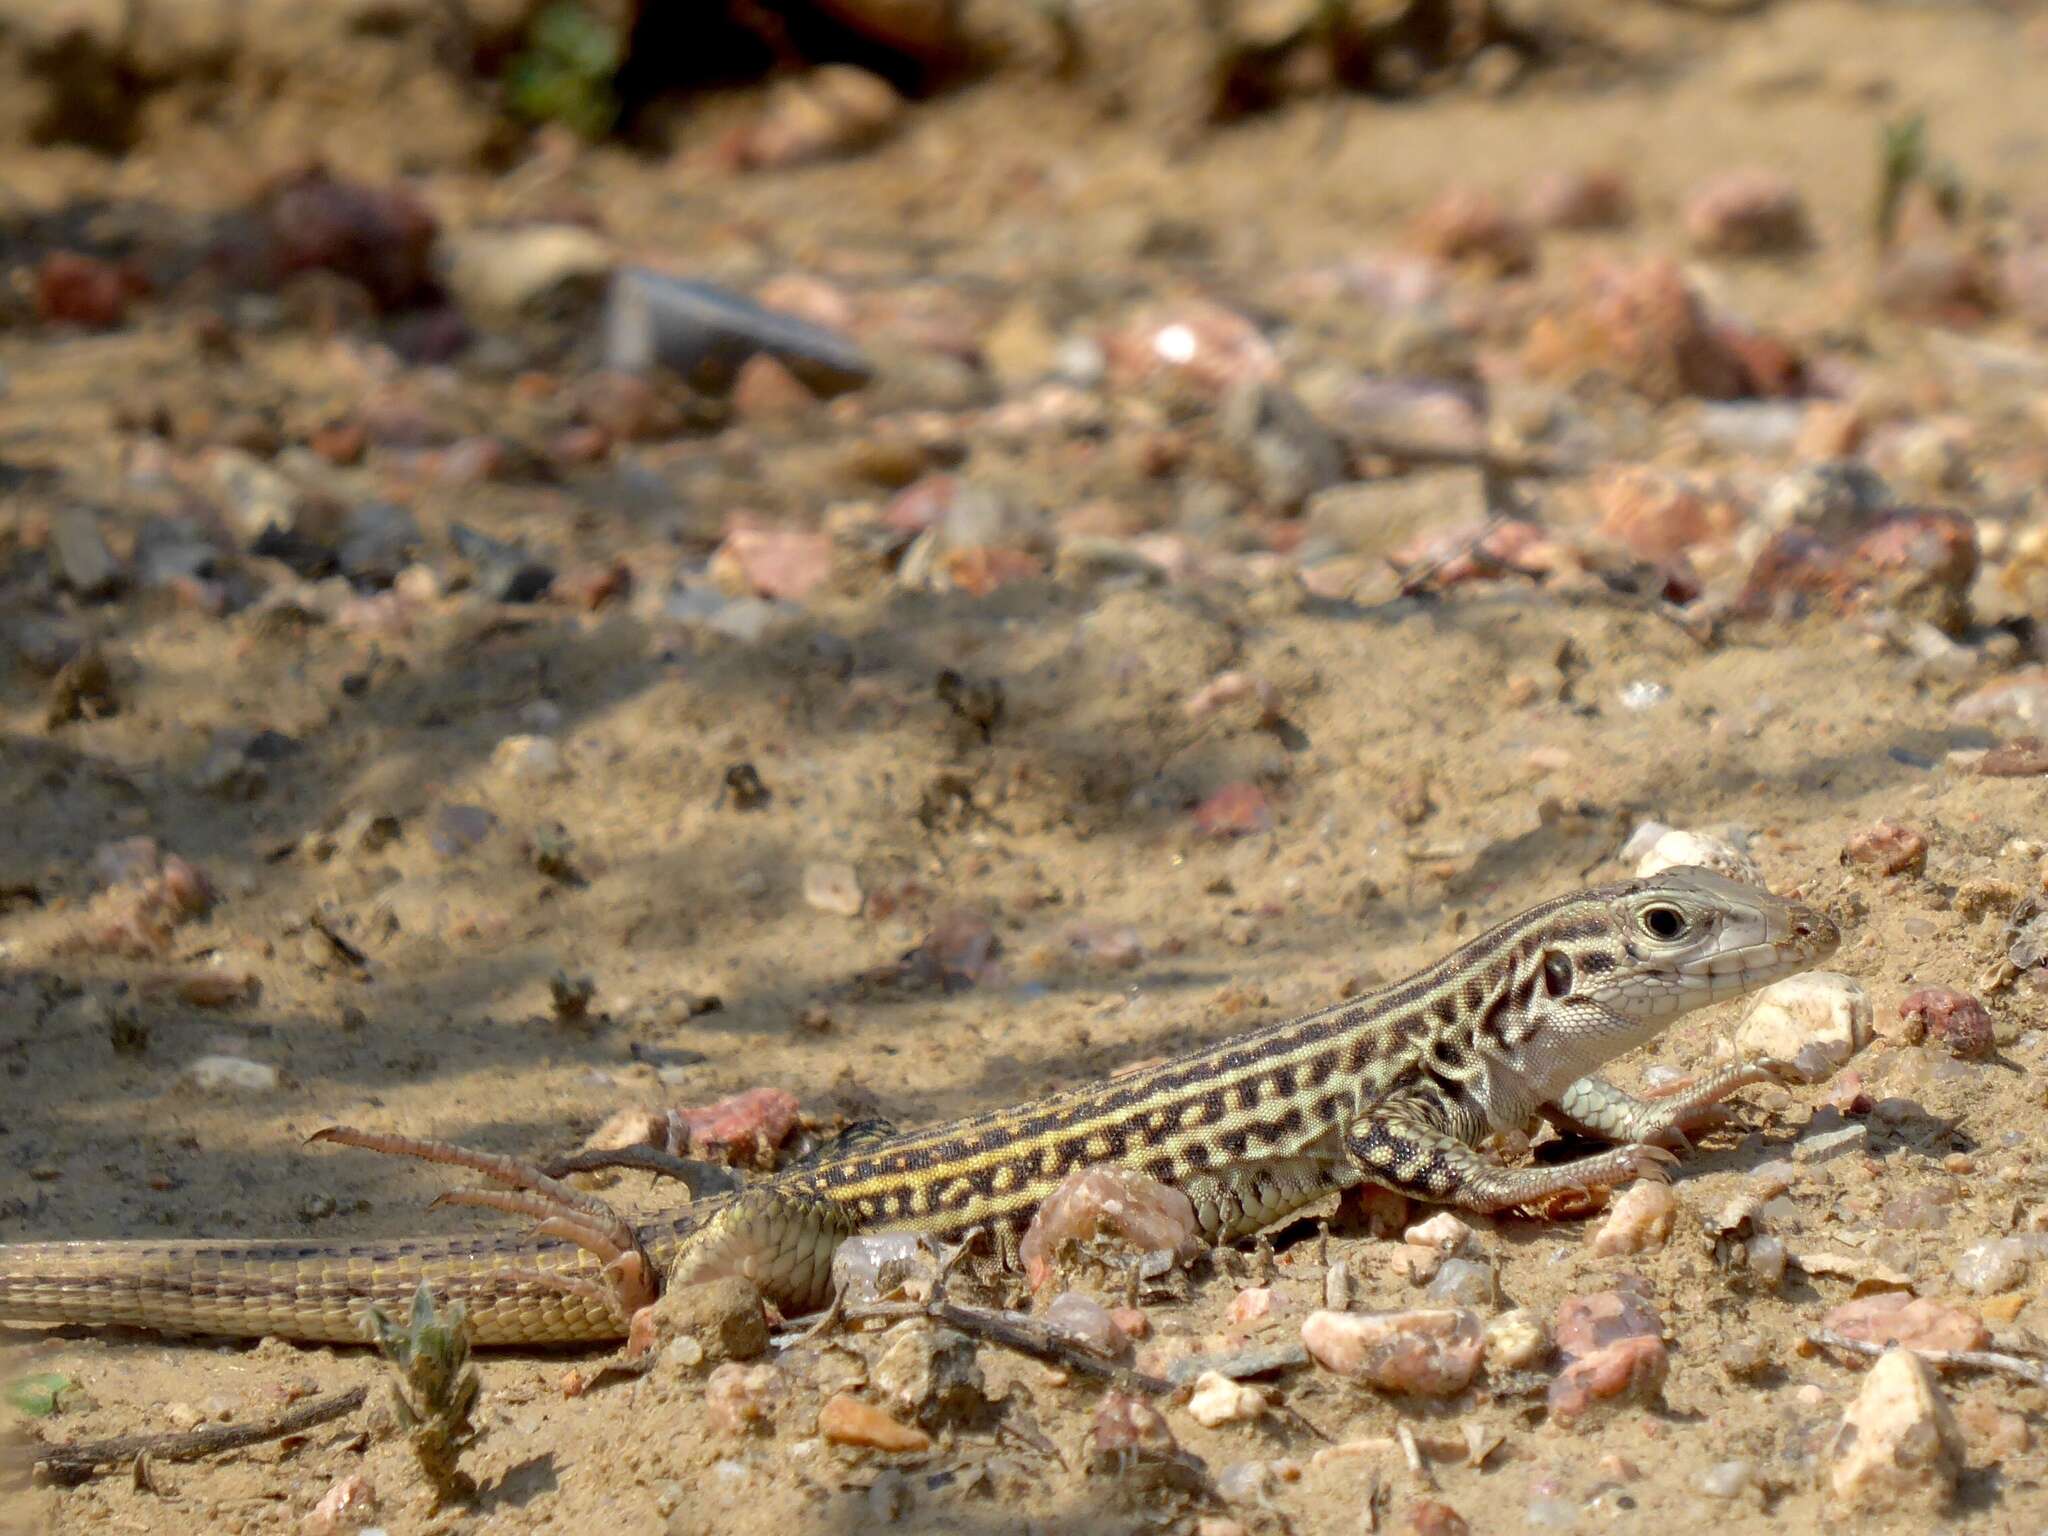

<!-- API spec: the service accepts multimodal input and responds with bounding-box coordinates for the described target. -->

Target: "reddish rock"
[554,560,633,611]
[1742,510,1977,630]
[261,165,439,313]
[1591,466,1744,561]
[1977,736,2048,778]
[1193,782,1274,839]
[550,425,612,466]
[727,66,904,172]
[672,1087,803,1163]
[1549,1335,1670,1423]
[1524,168,1634,231]
[1020,1167,1203,1292]
[1388,518,1573,588]
[713,526,833,602]
[1101,300,1281,400]
[309,418,368,466]
[1301,1308,1485,1396]
[1841,820,1928,876]
[732,354,820,419]
[818,1392,929,1452]
[1873,242,2004,327]
[1554,1290,1661,1358]
[1407,188,1537,275]
[1898,987,1996,1060]
[1823,1293,1989,1354]
[939,546,1043,597]
[36,251,146,329]
[1684,170,1811,256]
[1405,1501,1472,1536]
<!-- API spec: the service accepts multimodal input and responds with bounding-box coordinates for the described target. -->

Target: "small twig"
[32,1386,367,1487]
[929,1299,1177,1396]
[1807,1329,2048,1390]
[1391,513,1511,598]
[1349,433,1577,480]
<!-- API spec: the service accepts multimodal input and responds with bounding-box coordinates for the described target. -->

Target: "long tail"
[0,1232,627,1346]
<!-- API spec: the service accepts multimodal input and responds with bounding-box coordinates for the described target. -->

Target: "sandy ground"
[5,1,2048,1531]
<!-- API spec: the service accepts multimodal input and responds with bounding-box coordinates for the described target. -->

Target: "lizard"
[0,866,1837,1347]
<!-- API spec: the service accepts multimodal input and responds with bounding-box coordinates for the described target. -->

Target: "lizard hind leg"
[667,1185,859,1318]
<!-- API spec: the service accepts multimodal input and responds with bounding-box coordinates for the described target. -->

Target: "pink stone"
[1019,1167,1203,1292]
[1554,1290,1661,1358]
[1300,1308,1484,1397]
[713,526,833,602]
[1822,1294,1990,1354]
[1193,782,1274,839]
[1547,1335,1669,1422]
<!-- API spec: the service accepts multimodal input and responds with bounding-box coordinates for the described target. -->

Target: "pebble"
[1794,1121,1870,1164]
[1898,987,1995,1059]
[1186,1370,1271,1427]
[831,1233,943,1307]
[1423,1258,1493,1308]
[1587,1180,1677,1256]
[1483,1309,1551,1370]
[628,1276,767,1368]
[1697,1460,1756,1500]
[1683,169,1811,255]
[493,734,568,784]
[1403,1213,1481,1255]
[1734,972,1872,1083]
[1548,1334,1668,1424]
[1044,1291,1126,1357]
[1548,1291,1667,1424]
[1827,1348,1964,1510]
[1822,1294,1989,1353]
[302,1472,379,1532]
[817,1392,930,1453]
[1089,1392,1180,1463]
[1625,823,1764,885]
[874,1322,984,1428]
[712,527,833,602]
[802,861,864,917]
[1299,1308,1483,1396]
[1017,1166,1203,1291]
[1978,737,2048,778]
[1951,1236,2040,1296]
[185,1055,279,1092]
[1760,460,1893,541]
[51,507,121,598]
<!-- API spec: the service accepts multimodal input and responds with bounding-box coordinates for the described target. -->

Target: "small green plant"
[1875,113,1965,250]
[505,3,624,141]
[365,1283,483,1508]
[4,1371,77,1418]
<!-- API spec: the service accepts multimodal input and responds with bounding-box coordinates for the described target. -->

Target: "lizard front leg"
[1542,1060,1802,1151]
[1345,1095,1675,1216]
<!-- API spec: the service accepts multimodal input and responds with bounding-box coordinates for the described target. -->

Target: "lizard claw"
[1752,1056,1811,1088]
[1626,1144,1679,1182]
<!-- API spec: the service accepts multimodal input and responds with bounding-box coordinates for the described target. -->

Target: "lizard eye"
[1641,905,1686,941]
[1542,950,1574,998]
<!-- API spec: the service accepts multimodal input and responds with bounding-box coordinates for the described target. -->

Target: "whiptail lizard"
[0,867,1837,1346]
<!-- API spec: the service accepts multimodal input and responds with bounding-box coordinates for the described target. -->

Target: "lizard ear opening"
[1542,950,1574,999]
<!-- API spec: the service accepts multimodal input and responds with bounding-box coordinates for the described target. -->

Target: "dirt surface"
[5,1,2048,1531]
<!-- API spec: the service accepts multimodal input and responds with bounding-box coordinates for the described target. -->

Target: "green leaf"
[5,1371,77,1417]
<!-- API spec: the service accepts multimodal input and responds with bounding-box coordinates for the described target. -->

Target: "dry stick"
[1807,1329,2048,1390]
[1348,433,1577,481]
[32,1386,368,1487]
[928,1299,1179,1397]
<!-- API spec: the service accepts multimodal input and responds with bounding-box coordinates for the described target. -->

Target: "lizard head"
[1549,865,1839,1025]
